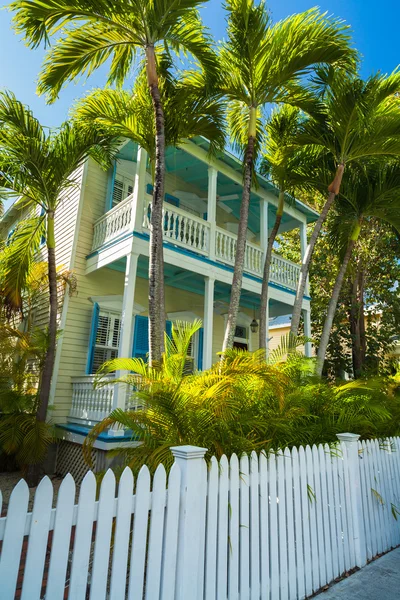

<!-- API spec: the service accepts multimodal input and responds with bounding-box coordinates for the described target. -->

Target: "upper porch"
[85,137,318,295]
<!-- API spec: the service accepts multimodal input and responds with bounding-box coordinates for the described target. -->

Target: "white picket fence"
[1,435,400,600]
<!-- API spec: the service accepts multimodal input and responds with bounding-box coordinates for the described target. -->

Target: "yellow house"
[1,137,317,475]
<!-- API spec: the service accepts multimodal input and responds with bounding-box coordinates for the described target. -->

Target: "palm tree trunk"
[146,45,165,365]
[259,190,284,351]
[290,163,345,337]
[358,270,366,364]
[316,221,360,377]
[349,275,362,377]
[37,211,58,422]
[222,109,256,351]
[26,211,58,487]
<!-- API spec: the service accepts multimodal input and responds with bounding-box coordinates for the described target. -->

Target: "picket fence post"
[171,445,208,600]
[336,432,367,568]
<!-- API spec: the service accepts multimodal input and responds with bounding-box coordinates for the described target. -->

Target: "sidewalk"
[320,547,400,599]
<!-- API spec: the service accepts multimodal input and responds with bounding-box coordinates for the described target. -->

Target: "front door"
[233,341,248,351]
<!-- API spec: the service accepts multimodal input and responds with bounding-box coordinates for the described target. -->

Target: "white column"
[300,220,309,295]
[132,146,148,232]
[111,251,139,425]
[203,276,215,370]
[303,308,312,357]
[260,198,269,256]
[336,433,367,568]
[171,445,208,600]
[207,167,218,259]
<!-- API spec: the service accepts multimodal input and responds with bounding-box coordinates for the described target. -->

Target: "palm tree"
[10,0,216,364]
[316,161,400,376]
[258,105,322,350]
[218,0,357,350]
[0,92,116,443]
[73,68,225,351]
[290,68,400,338]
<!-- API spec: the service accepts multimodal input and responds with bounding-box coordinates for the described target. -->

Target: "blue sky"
[0,0,399,130]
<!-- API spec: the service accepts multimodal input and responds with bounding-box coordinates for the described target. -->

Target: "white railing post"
[203,276,215,370]
[207,167,218,259]
[300,220,310,295]
[171,445,208,600]
[336,433,367,568]
[132,146,148,232]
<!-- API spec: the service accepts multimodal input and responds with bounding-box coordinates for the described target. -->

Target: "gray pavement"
[319,548,400,599]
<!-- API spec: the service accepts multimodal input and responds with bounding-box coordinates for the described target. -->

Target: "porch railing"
[69,375,115,425]
[143,197,210,255]
[91,193,301,291]
[69,376,142,426]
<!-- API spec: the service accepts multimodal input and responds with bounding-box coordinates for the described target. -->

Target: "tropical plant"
[0,270,54,473]
[217,0,357,350]
[0,91,117,484]
[316,161,400,376]
[10,0,217,365]
[290,67,400,337]
[83,322,398,473]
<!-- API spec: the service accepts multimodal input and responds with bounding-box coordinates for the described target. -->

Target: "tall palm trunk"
[349,276,362,376]
[259,190,284,351]
[316,221,361,377]
[290,163,345,337]
[222,107,257,351]
[37,211,58,422]
[26,211,58,487]
[146,45,165,365]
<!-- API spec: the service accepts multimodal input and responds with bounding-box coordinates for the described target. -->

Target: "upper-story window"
[112,175,134,207]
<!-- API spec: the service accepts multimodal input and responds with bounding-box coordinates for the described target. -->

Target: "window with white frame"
[92,311,121,372]
[112,174,134,206]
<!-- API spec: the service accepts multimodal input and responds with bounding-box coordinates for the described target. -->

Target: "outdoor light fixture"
[250,306,259,333]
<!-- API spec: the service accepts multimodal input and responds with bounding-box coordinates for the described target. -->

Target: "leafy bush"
[84,323,400,474]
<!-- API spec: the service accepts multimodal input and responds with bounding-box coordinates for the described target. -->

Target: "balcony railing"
[91,193,301,291]
[69,375,142,426]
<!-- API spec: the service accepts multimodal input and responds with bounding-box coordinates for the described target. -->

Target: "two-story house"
[1,136,317,478]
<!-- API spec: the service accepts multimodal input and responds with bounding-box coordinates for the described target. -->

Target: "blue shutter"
[165,193,180,207]
[197,327,204,371]
[86,302,100,374]
[166,320,172,339]
[146,183,153,195]
[132,315,149,361]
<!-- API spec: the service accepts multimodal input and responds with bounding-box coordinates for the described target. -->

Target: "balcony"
[91,193,301,292]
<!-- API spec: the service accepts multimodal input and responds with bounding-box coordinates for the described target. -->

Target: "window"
[92,312,121,372]
[235,325,247,339]
[112,176,134,206]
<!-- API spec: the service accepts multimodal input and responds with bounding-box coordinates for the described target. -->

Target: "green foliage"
[84,323,400,474]
[10,0,217,102]
[0,305,54,469]
[72,65,226,165]
[220,2,357,163]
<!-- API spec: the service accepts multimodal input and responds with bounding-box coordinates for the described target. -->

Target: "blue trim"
[56,423,137,442]
[106,161,117,211]
[198,327,204,370]
[166,319,172,339]
[87,231,311,301]
[86,302,100,374]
